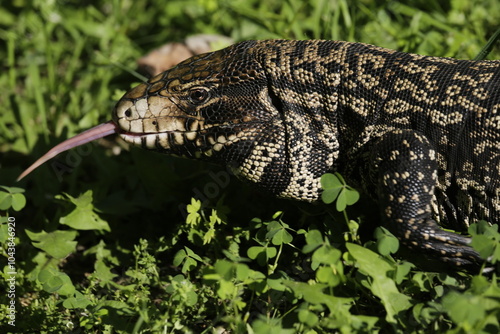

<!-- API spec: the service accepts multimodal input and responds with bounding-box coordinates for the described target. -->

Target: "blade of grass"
[27,61,49,140]
[474,27,500,60]
[7,30,16,90]
[42,22,57,96]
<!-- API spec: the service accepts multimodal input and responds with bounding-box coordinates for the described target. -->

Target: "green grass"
[1,0,500,333]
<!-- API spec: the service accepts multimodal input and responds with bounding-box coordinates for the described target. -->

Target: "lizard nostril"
[124,108,132,118]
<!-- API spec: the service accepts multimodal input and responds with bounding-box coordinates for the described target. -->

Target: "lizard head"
[113,41,288,176]
[113,43,282,162]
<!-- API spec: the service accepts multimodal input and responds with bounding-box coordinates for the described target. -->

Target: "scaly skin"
[22,40,500,270]
[113,40,500,269]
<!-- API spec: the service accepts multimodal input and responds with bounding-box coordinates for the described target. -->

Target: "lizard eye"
[188,88,209,104]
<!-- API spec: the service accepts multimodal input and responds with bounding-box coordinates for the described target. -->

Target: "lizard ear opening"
[266,82,285,114]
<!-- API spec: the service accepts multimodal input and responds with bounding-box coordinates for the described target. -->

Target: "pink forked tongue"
[17,120,119,181]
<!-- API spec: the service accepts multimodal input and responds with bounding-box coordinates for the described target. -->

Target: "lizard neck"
[253,40,343,200]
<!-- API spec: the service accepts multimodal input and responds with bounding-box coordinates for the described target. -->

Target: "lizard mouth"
[18,117,253,180]
[17,120,206,181]
[17,120,119,181]
[118,129,201,149]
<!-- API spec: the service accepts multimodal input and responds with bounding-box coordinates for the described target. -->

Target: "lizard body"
[114,40,500,268]
[23,39,500,269]
[114,40,500,265]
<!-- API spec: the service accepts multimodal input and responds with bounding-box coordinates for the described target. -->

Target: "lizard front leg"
[369,129,482,269]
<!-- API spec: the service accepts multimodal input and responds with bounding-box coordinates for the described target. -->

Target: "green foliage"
[2,192,500,332]
[470,220,500,265]
[57,191,111,231]
[374,226,400,256]
[321,173,360,211]
[38,267,76,296]
[0,187,26,212]
[347,243,412,323]
[1,0,499,333]
[25,229,78,259]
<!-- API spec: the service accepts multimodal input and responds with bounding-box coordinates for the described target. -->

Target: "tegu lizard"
[19,40,500,270]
